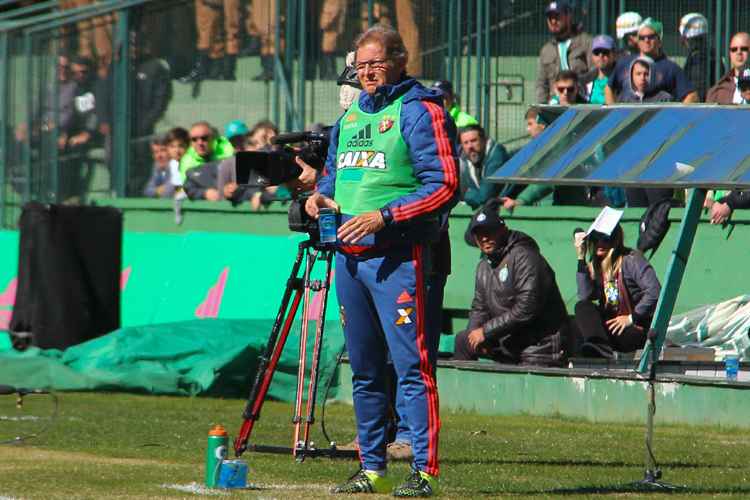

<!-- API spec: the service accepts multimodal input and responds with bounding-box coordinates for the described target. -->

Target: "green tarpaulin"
[0,319,345,400]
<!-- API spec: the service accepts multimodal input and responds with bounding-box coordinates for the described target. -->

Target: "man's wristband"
[380,207,393,225]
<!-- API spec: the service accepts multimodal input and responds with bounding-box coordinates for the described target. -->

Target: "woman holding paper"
[573,210,661,358]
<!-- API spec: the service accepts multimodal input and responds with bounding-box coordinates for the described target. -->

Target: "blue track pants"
[336,244,440,476]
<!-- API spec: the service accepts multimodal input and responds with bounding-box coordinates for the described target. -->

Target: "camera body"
[235,130,330,188]
[288,195,320,237]
[234,129,331,238]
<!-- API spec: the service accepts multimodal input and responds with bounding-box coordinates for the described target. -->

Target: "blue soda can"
[724,355,739,381]
[318,208,337,244]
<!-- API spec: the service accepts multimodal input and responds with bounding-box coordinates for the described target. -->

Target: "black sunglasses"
[592,49,612,56]
[638,34,658,41]
[730,46,750,53]
[556,85,576,94]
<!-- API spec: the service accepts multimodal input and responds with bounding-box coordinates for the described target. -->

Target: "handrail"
[0,0,56,22]
[0,0,154,33]
[0,0,110,31]
[25,0,157,34]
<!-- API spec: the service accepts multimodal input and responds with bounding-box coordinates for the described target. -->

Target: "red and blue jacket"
[318,76,459,249]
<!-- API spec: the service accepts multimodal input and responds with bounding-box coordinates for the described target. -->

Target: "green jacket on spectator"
[449,104,478,128]
[179,136,235,180]
[460,138,509,209]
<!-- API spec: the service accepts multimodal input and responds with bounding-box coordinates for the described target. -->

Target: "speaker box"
[9,202,122,350]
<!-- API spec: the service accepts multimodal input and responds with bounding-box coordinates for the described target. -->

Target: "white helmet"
[679,13,709,39]
[616,11,642,39]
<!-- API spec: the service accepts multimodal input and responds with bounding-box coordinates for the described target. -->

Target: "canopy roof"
[489,105,750,190]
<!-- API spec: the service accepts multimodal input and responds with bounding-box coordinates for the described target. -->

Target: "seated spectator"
[549,70,586,104]
[618,56,673,103]
[248,119,278,151]
[707,32,750,104]
[165,127,189,188]
[536,0,593,104]
[586,35,617,104]
[432,80,478,127]
[143,136,174,198]
[183,160,221,201]
[606,18,698,104]
[179,121,235,181]
[217,119,262,208]
[573,218,661,359]
[458,124,508,209]
[453,202,568,364]
[615,11,642,55]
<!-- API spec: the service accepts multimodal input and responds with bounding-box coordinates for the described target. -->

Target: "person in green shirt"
[178,121,235,183]
[431,80,478,128]
[586,35,616,104]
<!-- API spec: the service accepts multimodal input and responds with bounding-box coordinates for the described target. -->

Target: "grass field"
[0,392,749,499]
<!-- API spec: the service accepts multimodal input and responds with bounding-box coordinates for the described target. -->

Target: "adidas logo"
[346,124,373,148]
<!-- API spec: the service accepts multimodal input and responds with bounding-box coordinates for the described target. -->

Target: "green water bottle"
[205,424,228,488]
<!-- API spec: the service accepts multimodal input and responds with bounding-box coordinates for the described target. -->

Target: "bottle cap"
[209,424,227,436]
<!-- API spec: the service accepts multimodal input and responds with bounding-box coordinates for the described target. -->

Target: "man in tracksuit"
[305,25,458,497]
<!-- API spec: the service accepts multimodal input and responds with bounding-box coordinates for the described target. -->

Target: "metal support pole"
[636,188,707,374]
[714,0,723,88]
[22,32,32,203]
[43,39,57,203]
[455,0,462,98]
[113,9,130,197]
[482,0,490,131]
[725,0,732,71]
[464,0,472,114]
[297,0,306,130]
[599,0,608,38]
[367,0,374,27]
[284,0,295,131]
[445,0,453,83]
[0,32,7,226]
[272,0,281,127]
[474,0,482,125]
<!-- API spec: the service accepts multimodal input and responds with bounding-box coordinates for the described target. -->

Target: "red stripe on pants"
[412,244,440,476]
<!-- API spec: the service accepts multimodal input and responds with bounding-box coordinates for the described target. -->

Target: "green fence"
[2,0,750,228]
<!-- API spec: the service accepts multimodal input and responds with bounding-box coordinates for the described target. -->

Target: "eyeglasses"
[556,85,576,94]
[638,34,658,41]
[730,46,750,53]
[592,49,612,56]
[355,59,389,71]
[190,135,211,143]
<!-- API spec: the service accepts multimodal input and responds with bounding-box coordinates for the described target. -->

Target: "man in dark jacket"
[453,203,568,363]
[706,32,750,104]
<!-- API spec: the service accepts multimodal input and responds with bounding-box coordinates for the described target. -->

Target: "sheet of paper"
[586,206,624,237]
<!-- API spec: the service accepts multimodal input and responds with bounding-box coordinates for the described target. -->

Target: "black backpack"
[637,199,671,258]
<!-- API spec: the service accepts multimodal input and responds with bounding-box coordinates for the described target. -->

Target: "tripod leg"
[292,248,317,458]
[234,242,308,456]
[301,249,335,453]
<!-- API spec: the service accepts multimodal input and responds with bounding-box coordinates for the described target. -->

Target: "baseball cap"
[432,80,455,97]
[545,0,572,15]
[679,13,708,39]
[639,18,664,40]
[224,120,249,139]
[468,203,505,234]
[592,34,616,52]
[616,12,642,39]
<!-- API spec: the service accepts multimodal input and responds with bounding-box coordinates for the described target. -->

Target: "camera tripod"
[233,239,357,461]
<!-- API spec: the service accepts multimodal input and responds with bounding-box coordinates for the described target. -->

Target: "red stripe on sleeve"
[391,101,458,222]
